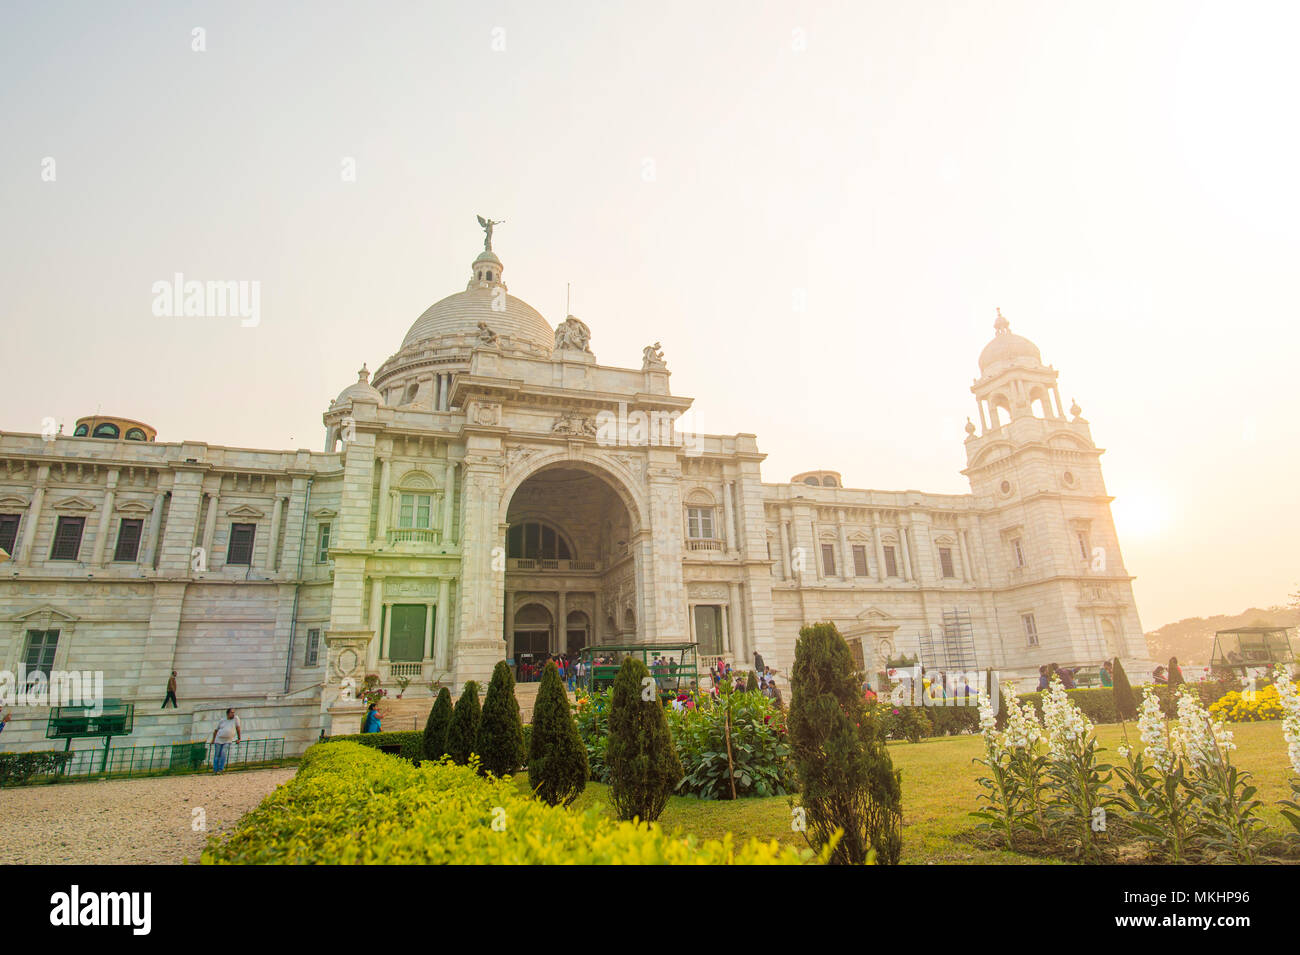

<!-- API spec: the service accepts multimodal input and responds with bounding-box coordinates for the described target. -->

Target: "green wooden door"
[389,605,427,662]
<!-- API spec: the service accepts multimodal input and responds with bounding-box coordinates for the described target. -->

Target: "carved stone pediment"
[226,504,266,519]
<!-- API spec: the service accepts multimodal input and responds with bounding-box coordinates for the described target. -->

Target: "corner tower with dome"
[0,220,1150,753]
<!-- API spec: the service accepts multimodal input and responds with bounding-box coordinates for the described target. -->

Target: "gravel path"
[0,766,295,864]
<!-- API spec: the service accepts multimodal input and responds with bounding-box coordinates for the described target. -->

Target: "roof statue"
[477,321,499,347]
[642,341,667,371]
[554,315,592,353]
[476,215,504,253]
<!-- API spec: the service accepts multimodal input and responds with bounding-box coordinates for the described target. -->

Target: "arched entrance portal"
[503,464,637,683]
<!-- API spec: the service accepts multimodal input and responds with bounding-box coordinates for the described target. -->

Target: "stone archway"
[501,458,642,683]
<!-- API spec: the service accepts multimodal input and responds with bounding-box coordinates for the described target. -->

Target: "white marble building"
[0,226,1149,752]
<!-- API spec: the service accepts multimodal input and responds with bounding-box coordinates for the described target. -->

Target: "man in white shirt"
[210,708,242,773]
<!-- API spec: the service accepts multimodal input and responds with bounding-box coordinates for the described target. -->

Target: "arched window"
[73,424,89,437]
[125,428,146,441]
[506,521,574,560]
[803,476,820,486]
[92,423,120,439]
[822,476,837,487]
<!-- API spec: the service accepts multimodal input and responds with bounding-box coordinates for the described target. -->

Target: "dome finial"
[357,363,370,383]
[994,307,1010,334]
[476,214,504,253]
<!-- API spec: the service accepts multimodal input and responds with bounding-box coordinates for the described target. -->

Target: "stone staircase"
[375,682,572,729]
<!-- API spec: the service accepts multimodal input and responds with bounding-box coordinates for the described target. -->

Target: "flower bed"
[201,740,817,864]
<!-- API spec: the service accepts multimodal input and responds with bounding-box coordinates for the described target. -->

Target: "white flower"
[1001,681,1041,751]
[1170,685,1233,769]
[1274,664,1300,776]
[1040,676,1093,759]
[1137,686,1175,774]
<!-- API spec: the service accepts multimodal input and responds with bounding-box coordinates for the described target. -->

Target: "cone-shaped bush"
[1168,656,1184,690]
[1111,657,1137,722]
[746,670,760,693]
[606,657,682,822]
[476,661,525,777]
[422,687,453,761]
[789,621,902,865]
[445,681,481,765]
[528,660,589,806]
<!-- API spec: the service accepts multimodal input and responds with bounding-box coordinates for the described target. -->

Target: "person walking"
[362,702,381,733]
[162,671,178,708]
[210,708,242,773]
[753,650,765,673]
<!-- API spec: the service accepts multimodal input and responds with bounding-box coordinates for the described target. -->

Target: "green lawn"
[518,722,1295,864]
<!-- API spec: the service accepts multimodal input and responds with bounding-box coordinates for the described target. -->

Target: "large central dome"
[400,249,553,356]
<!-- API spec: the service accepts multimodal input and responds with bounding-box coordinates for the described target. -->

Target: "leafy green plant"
[669,690,793,799]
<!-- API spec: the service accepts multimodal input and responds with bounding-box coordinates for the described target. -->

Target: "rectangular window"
[852,544,869,577]
[388,605,426,662]
[693,604,723,656]
[317,522,331,563]
[821,543,836,576]
[1012,537,1026,568]
[687,507,714,539]
[0,514,19,555]
[1022,613,1039,648]
[305,628,321,666]
[938,547,955,578]
[113,518,144,562]
[50,517,85,561]
[24,629,59,680]
[399,493,432,529]
[1077,532,1090,561]
[883,545,898,578]
[227,523,256,565]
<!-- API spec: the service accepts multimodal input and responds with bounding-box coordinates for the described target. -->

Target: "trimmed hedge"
[202,741,820,864]
[0,751,74,786]
[323,730,424,763]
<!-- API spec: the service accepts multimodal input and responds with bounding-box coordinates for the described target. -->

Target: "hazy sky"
[2,1,1297,629]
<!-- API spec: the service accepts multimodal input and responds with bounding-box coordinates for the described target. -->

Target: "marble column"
[91,469,120,565]
[898,523,913,582]
[837,509,850,580]
[140,489,166,570]
[264,494,284,572]
[367,578,384,671]
[728,580,743,661]
[721,481,735,553]
[442,461,457,545]
[201,490,220,563]
[435,577,451,670]
[15,469,48,565]
[556,589,567,655]
[375,457,391,542]
[872,511,887,582]
[778,518,791,580]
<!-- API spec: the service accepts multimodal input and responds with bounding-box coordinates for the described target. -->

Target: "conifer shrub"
[446,681,481,765]
[528,660,589,806]
[789,621,903,865]
[476,662,525,777]
[746,670,760,693]
[1111,657,1137,722]
[423,687,453,761]
[606,657,683,821]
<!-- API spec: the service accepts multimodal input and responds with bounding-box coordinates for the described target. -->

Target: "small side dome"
[72,415,157,441]
[334,365,383,406]
[978,308,1041,375]
[791,469,842,488]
